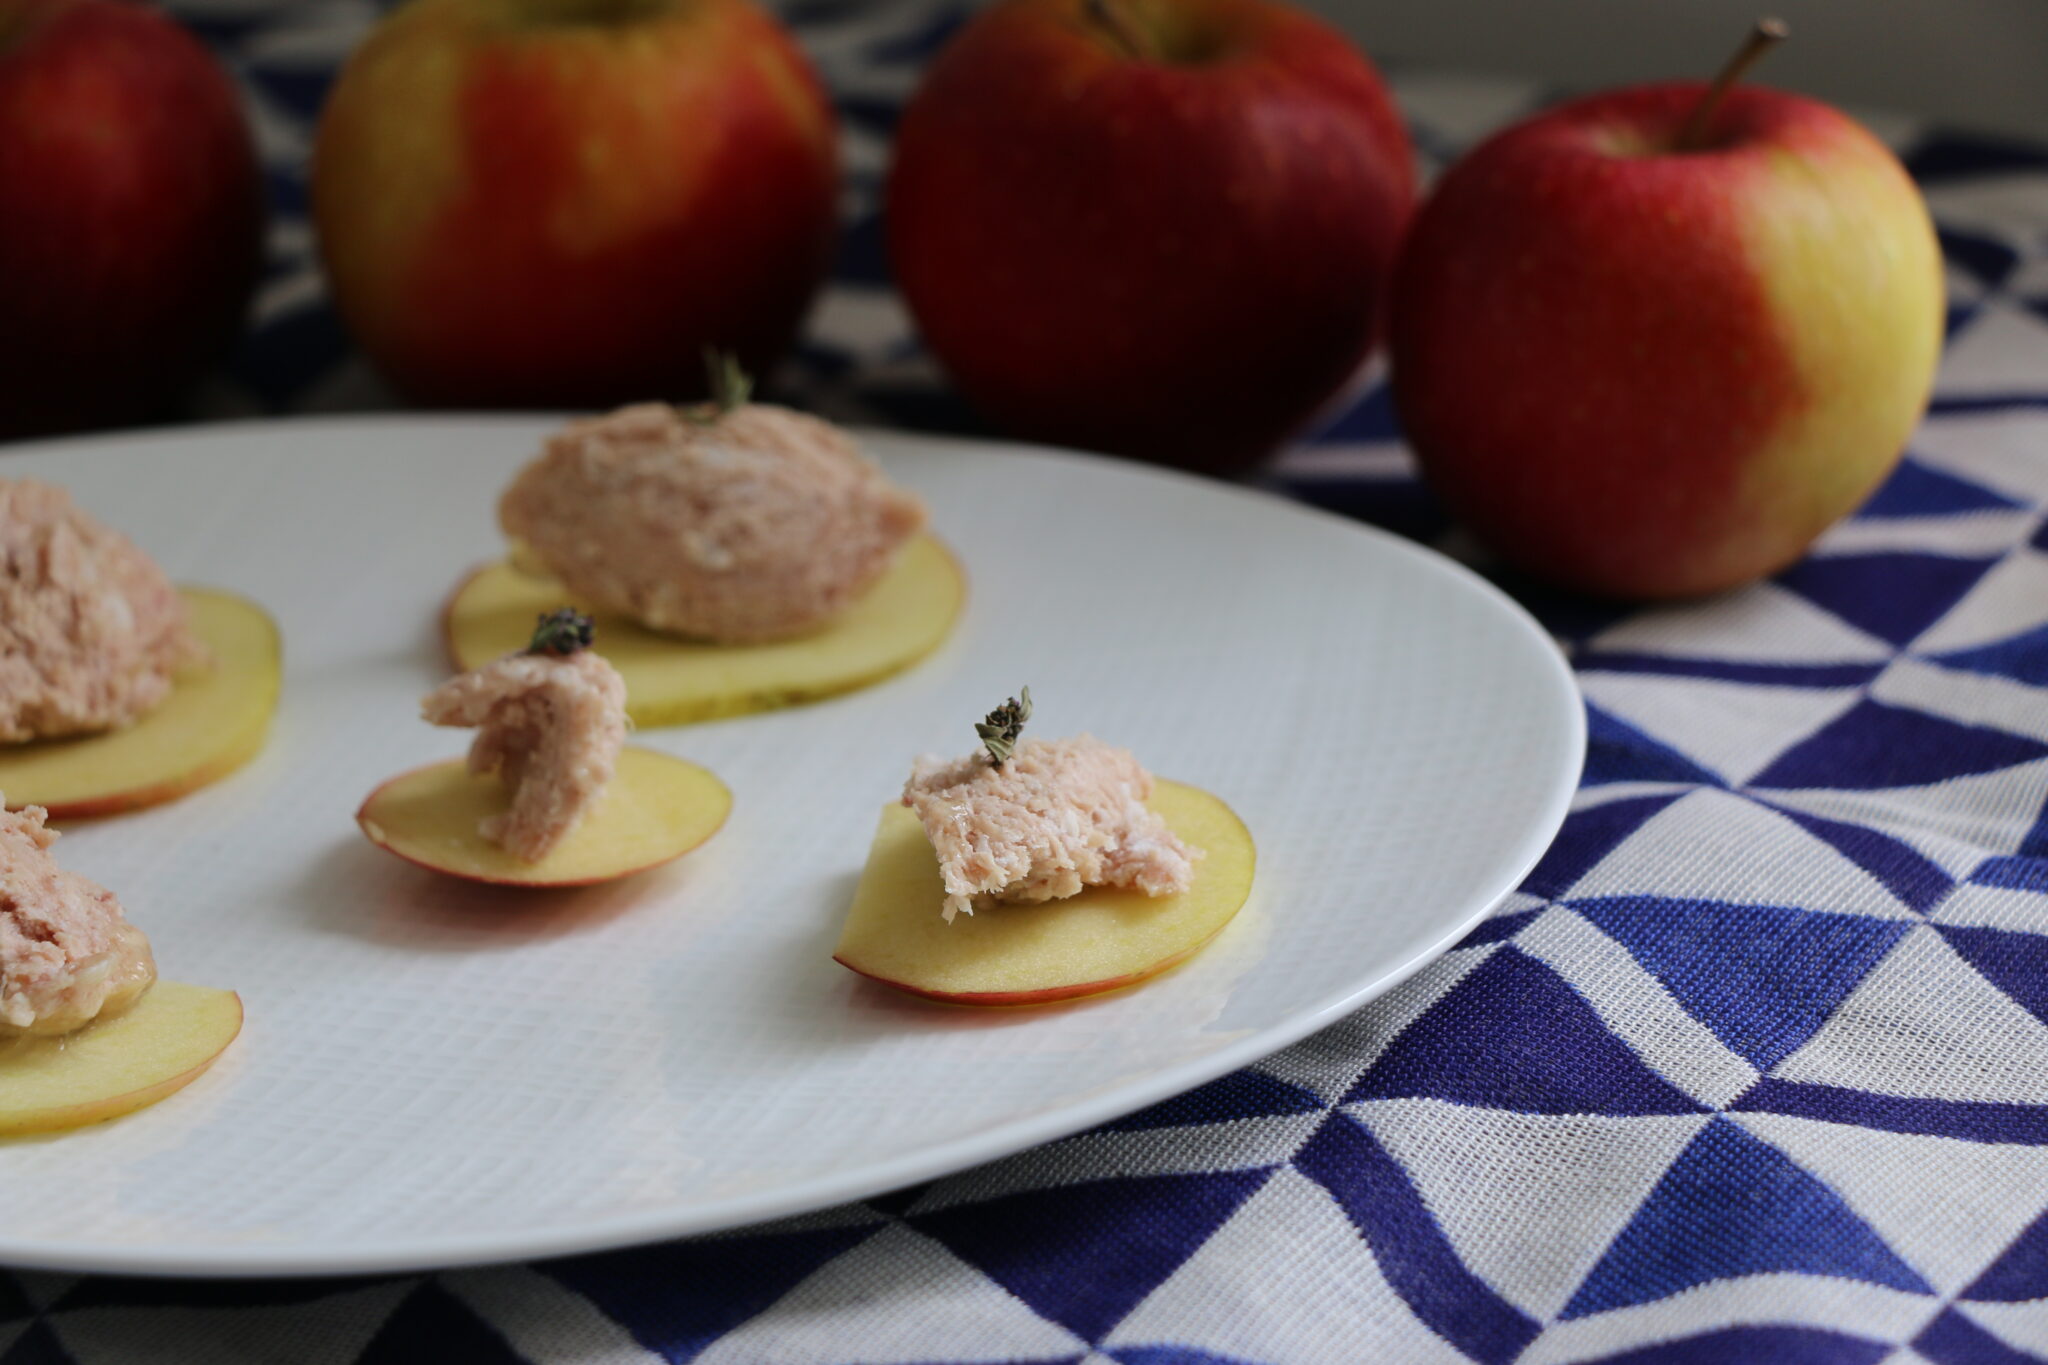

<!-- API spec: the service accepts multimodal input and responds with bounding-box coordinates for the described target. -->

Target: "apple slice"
[0,589,281,819]
[834,780,1255,1005]
[357,746,731,887]
[0,981,242,1136]
[443,534,965,727]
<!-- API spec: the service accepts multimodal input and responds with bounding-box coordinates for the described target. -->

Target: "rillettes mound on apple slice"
[0,589,281,819]
[443,533,964,728]
[358,746,731,888]
[834,780,1255,1006]
[0,981,243,1136]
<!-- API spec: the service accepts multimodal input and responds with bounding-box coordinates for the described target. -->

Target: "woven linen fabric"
[5,1,2048,1361]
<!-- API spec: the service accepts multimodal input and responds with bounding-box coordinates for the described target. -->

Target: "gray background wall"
[1311,0,2048,139]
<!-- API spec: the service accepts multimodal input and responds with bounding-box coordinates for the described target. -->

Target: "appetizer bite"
[834,690,1255,1006]
[0,480,281,818]
[359,610,730,887]
[443,357,965,726]
[0,800,241,1136]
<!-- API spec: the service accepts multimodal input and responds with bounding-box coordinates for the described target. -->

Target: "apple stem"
[1676,17,1789,152]
[1082,0,1152,61]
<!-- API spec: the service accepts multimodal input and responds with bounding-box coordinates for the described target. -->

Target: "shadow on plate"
[288,836,703,951]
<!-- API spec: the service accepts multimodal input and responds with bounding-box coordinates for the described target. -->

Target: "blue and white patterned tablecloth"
[9,1,2048,1361]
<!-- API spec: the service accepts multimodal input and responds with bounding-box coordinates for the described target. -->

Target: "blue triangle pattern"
[0,1322,67,1365]
[245,64,338,123]
[1732,1078,2048,1145]
[1907,133,2048,181]
[865,4,968,61]
[544,1220,880,1360]
[1567,1325,1893,1365]
[836,95,903,137]
[833,210,891,287]
[1858,455,2024,518]
[1109,1349,1270,1365]
[1939,228,2023,290]
[1767,803,1956,913]
[865,1183,930,1218]
[1307,379,1399,444]
[1294,1111,1539,1365]
[1777,553,1995,647]
[1283,475,1452,544]
[226,304,354,408]
[1964,1205,2048,1303]
[1577,652,1884,688]
[358,1282,523,1365]
[1937,925,2048,1029]
[1914,1307,2045,1365]
[2022,793,2048,861]
[1584,704,1723,788]
[861,384,991,437]
[1568,895,1909,1070]
[1347,945,1706,1116]
[1921,394,2046,420]
[1460,907,1543,948]
[53,1273,405,1312]
[1929,623,2048,688]
[1498,578,1637,645]
[1749,699,2048,791]
[1561,1118,1934,1318]
[782,0,876,21]
[1974,855,2048,890]
[908,1169,1274,1344]
[263,168,307,222]
[1105,1069,1323,1133]
[1522,793,1687,900]
[176,10,272,44]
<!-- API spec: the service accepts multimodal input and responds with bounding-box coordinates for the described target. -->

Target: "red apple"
[0,0,263,440]
[887,0,1414,475]
[1390,31,1943,598]
[312,0,839,407]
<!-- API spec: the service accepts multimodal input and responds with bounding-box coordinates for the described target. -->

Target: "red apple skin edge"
[0,0,264,440]
[1390,83,1944,598]
[312,0,839,407]
[887,0,1415,475]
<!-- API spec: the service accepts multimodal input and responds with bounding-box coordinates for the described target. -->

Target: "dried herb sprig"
[528,607,595,657]
[687,348,753,423]
[976,686,1031,767]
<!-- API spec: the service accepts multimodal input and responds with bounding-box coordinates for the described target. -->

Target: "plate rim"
[0,415,1585,1277]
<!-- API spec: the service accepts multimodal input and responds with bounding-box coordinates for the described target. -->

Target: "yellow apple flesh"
[0,589,281,819]
[443,534,964,727]
[834,780,1254,1005]
[357,745,731,887]
[0,981,242,1136]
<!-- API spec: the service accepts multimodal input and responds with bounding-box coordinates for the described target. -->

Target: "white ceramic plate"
[0,417,1581,1276]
